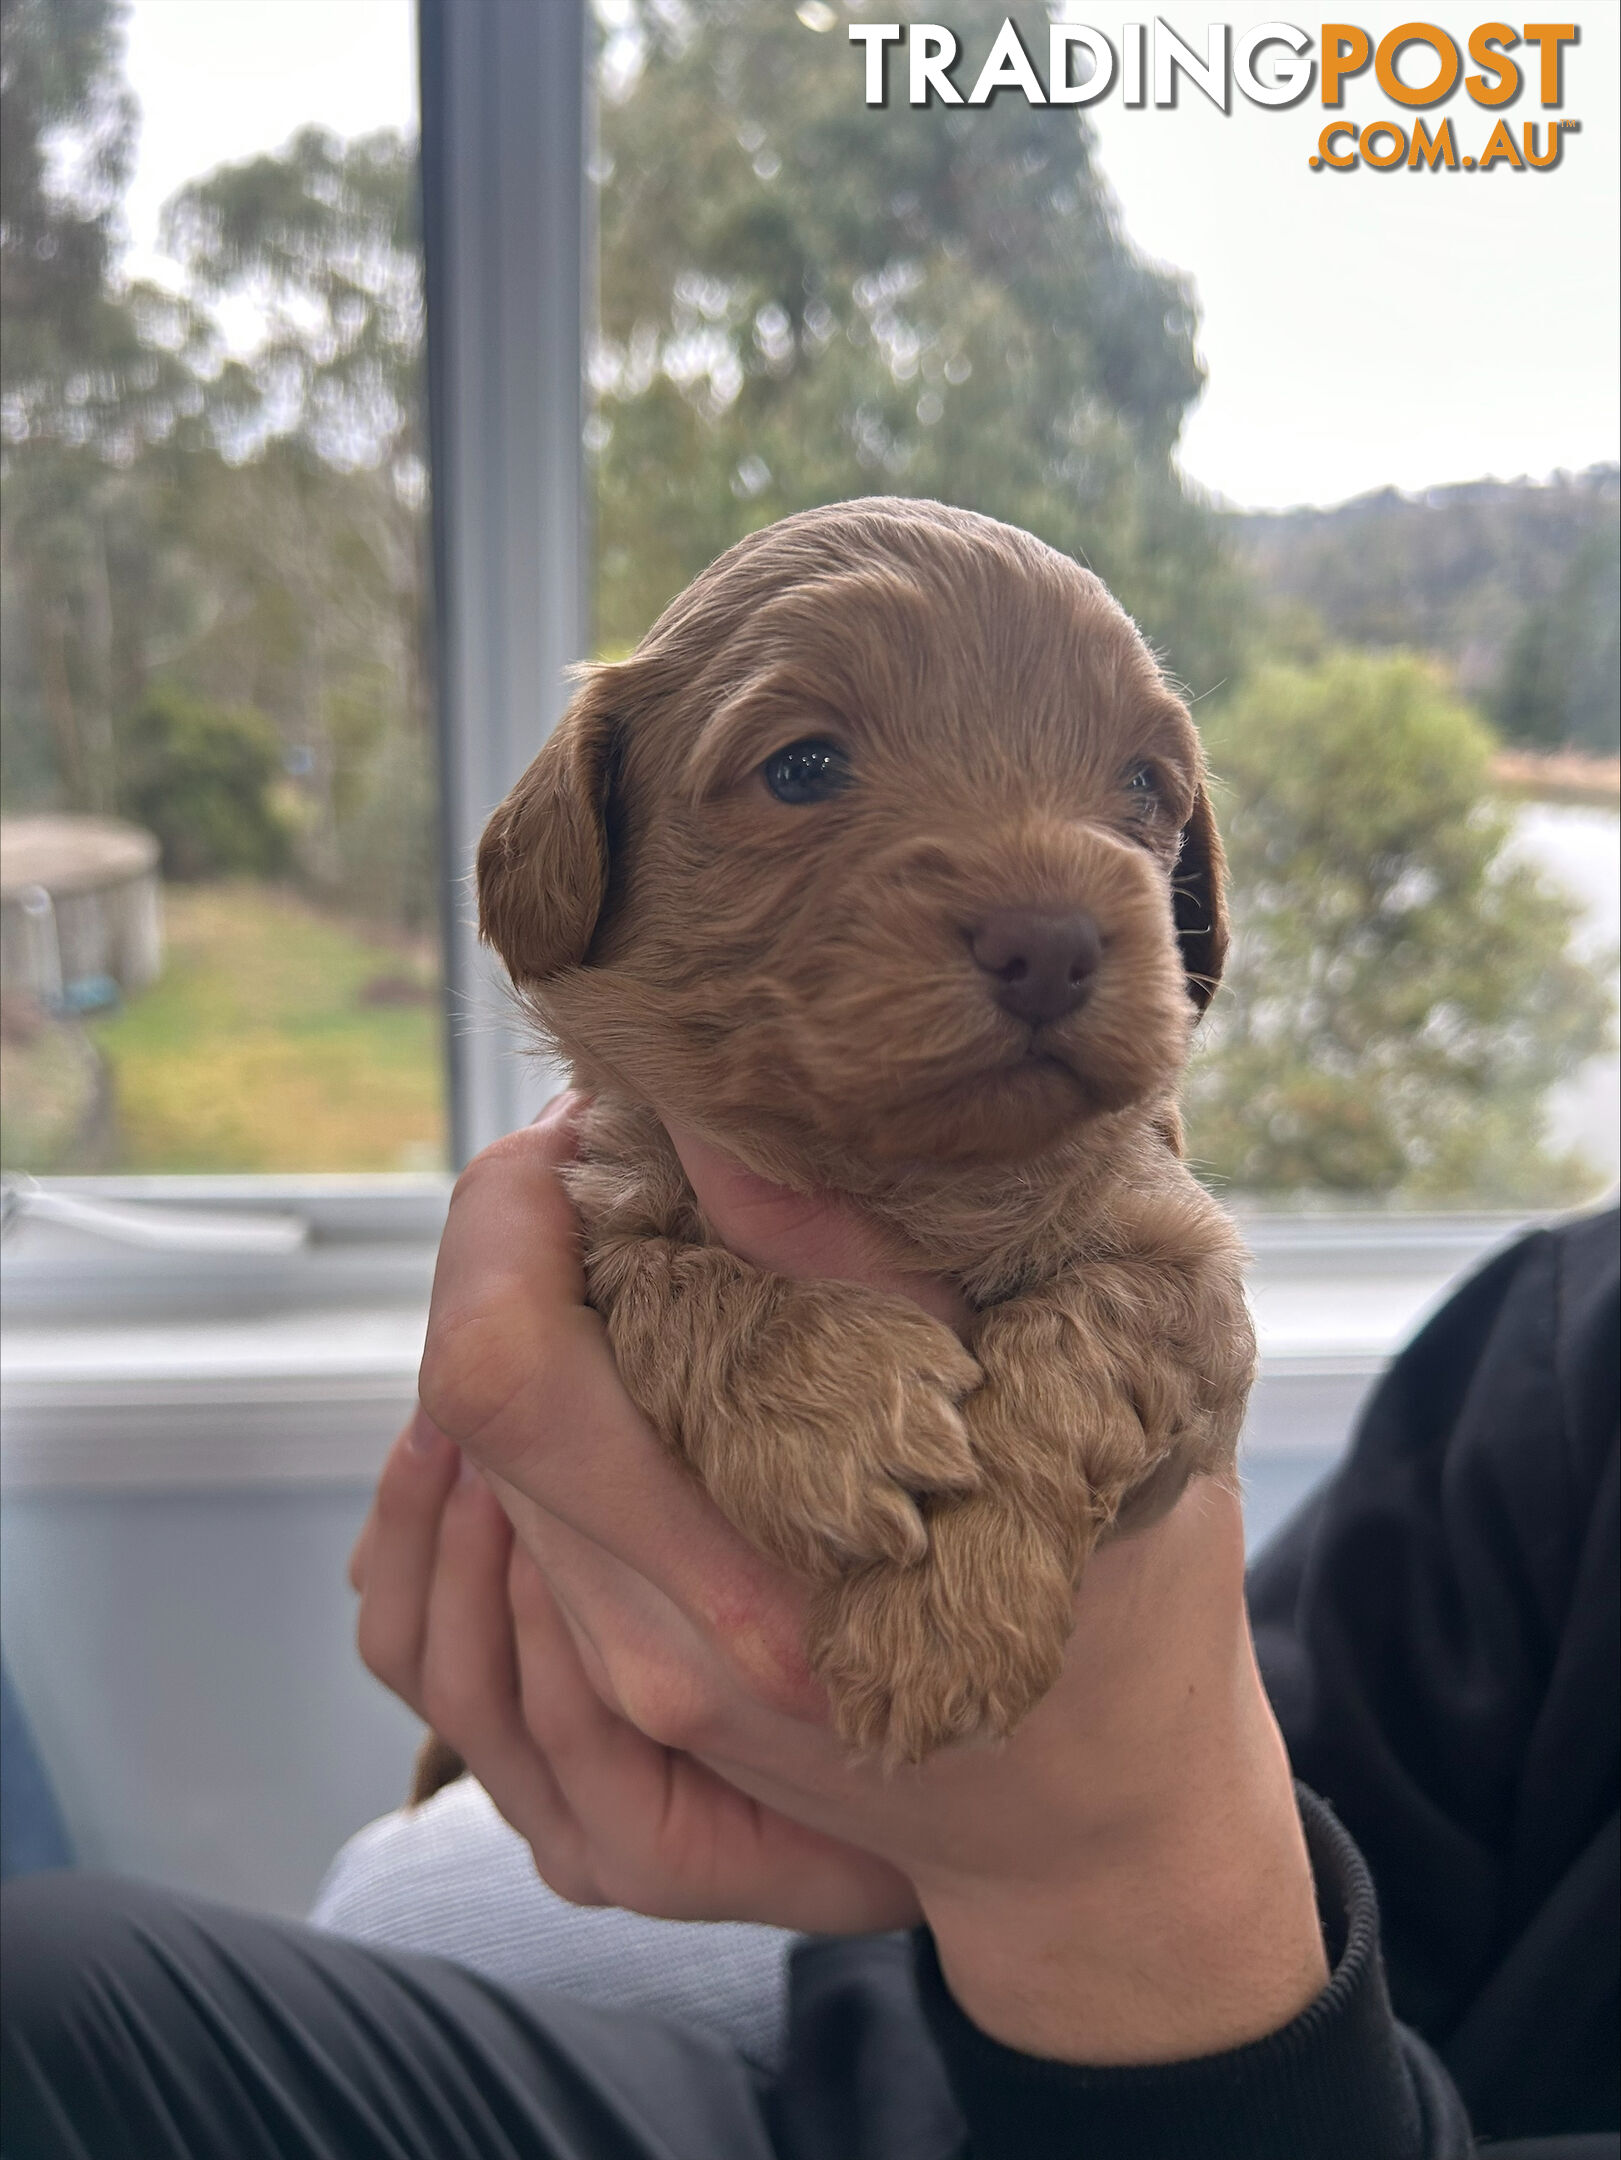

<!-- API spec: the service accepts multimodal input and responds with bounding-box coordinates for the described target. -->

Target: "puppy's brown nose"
[971,910,1103,1028]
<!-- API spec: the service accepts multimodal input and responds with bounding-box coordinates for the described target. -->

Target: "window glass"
[587,0,1618,1211]
[5,2,1615,1207]
[1,0,441,1174]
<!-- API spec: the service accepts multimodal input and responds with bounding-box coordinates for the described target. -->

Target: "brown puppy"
[473,497,1255,1766]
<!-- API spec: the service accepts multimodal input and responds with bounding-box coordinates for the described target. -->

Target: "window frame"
[420,0,590,1163]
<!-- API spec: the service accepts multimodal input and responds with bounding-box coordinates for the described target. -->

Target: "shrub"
[117,686,291,881]
[1186,651,1615,1203]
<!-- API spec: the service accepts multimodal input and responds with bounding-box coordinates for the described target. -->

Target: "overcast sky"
[118,2,1620,512]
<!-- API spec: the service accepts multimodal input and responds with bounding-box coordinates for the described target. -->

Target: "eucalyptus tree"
[146,126,434,917]
[0,0,195,811]
[590,0,1241,689]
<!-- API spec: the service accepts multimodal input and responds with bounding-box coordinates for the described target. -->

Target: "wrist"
[915,1680,1328,2065]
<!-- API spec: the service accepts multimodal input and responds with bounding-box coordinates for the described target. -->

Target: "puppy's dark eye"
[762,738,852,804]
[1124,762,1162,816]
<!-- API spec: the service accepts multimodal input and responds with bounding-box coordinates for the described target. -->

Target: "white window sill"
[0,1178,1552,1494]
[2,1178,446,1491]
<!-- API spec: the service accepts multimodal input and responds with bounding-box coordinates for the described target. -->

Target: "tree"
[151,127,435,918]
[117,684,289,881]
[1492,523,1621,754]
[1,0,136,443]
[591,0,1240,690]
[2,0,135,813]
[1227,470,1621,749]
[6,1,1239,923]
[158,123,423,477]
[1184,652,1615,1203]
[2,15,436,924]
[1,0,201,812]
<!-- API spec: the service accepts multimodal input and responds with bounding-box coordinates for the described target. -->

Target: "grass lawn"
[85,883,448,1173]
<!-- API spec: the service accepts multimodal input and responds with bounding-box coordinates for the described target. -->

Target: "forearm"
[915,1788,1478,2160]
[914,1644,1325,2066]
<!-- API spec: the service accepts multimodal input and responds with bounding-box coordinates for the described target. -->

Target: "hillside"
[1226,467,1620,753]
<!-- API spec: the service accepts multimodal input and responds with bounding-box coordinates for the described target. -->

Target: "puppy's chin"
[849,1057,1107,1167]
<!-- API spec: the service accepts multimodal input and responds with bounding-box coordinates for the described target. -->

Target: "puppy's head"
[479,500,1226,1170]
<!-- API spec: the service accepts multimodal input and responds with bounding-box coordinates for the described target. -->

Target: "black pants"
[0,1869,960,2160]
[3,1864,1613,2160]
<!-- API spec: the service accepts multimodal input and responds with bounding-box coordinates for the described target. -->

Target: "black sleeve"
[912,1784,1473,2160]
[1249,1208,1619,2144]
[901,1210,1618,2160]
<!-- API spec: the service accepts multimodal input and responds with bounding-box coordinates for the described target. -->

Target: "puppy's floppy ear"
[477,676,618,986]
[1174,785,1228,1015]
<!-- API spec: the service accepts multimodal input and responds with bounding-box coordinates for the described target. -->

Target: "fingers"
[505,1538,696,1906]
[351,1406,917,1929]
[351,1409,606,1900]
[505,1494,737,1749]
[505,1535,923,1931]
[420,1127,799,1646]
[417,1113,595,1455]
[530,1089,592,1134]
[414,1458,518,1741]
[415,1468,605,1901]
[667,1118,971,1335]
[353,1413,463,1697]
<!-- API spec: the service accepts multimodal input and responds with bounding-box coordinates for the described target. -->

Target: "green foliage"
[116,685,290,881]
[1186,652,1616,1202]
[1491,523,1621,753]
[1,73,436,910]
[1229,471,1620,754]
[1,0,202,814]
[1,0,135,439]
[592,0,1240,691]
[159,123,423,472]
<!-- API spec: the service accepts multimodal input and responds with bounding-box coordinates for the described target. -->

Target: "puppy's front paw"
[808,1495,1083,1762]
[690,1288,983,1577]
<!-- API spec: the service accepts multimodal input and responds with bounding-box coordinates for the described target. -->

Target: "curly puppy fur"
[474,498,1254,1767]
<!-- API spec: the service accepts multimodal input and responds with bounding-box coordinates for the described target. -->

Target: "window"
[4,1,1614,1196]
[2,0,445,1177]
[1,0,1615,1914]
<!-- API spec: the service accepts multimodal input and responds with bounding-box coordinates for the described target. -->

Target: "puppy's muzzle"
[970,909,1103,1029]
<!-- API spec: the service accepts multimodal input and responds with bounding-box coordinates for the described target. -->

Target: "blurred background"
[1,0,1616,1916]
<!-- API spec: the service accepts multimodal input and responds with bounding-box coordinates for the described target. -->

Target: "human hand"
[353,1096,1327,2062]
[350,1410,918,1935]
[350,1097,918,1934]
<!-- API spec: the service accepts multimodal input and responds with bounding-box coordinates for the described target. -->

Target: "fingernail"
[456,1450,481,1487]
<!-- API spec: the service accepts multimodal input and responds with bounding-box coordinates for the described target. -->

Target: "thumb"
[664,1120,970,1336]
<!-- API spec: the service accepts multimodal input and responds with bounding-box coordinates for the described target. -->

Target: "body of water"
[1511,802,1620,1186]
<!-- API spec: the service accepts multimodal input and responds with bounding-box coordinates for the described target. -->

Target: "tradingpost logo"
[843,18,1582,173]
